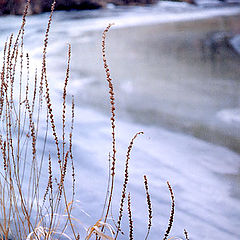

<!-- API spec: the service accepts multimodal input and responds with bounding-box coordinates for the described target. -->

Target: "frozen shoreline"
[112,6,240,28]
[1,4,240,152]
[1,3,240,34]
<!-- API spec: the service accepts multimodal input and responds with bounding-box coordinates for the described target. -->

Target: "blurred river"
[0,2,240,240]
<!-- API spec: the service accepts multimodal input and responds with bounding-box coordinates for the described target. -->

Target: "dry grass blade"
[86,219,115,240]
[26,226,73,240]
[163,182,175,240]
[143,175,152,240]
[101,153,111,220]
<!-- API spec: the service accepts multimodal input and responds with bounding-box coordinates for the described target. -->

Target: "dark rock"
[0,0,26,15]
[0,0,157,15]
[166,0,196,4]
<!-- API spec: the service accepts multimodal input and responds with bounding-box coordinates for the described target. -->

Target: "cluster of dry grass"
[0,1,189,239]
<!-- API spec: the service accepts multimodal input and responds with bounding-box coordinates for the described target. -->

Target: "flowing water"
[0,2,240,240]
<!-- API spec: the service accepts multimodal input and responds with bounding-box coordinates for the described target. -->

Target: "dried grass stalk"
[101,23,116,226]
[127,193,134,240]
[163,181,175,240]
[184,229,189,240]
[116,132,143,238]
[143,175,152,240]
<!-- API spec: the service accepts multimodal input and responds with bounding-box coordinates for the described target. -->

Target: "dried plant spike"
[0,41,8,118]
[42,2,61,166]
[58,151,69,199]
[163,181,175,240]
[6,34,13,86]
[102,23,117,226]
[42,153,53,207]
[102,23,116,176]
[48,153,53,195]
[31,68,38,112]
[143,175,152,240]
[67,96,76,220]
[62,44,71,160]
[116,131,143,238]
[184,229,189,240]
[25,53,30,101]
[40,0,56,103]
[69,96,75,199]
[11,0,29,58]
[128,193,134,240]
[69,95,75,160]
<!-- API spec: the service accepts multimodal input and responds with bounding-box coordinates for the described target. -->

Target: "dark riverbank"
[0,0,157,15]
[2,0,240,15]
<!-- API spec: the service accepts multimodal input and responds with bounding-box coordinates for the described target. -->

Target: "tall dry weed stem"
[127,193,133,240]
[101,24,117,229]
[184,229,189,240]
[163,182,175,240]
[115,132,143,238]
[0,1,189,240]
[143,175,152,240]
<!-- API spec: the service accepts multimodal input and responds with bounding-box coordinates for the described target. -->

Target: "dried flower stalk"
[144,175,152,240]
[163,181,175,240]
[128,193,134,240]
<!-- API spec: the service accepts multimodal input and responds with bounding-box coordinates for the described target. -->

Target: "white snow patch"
[217,108,240,123]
